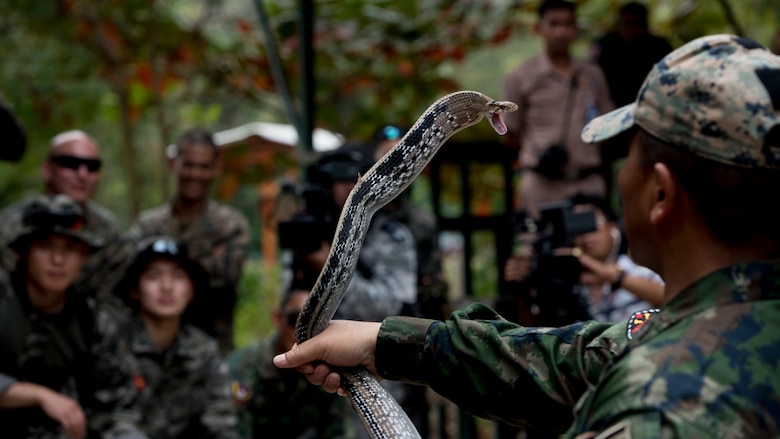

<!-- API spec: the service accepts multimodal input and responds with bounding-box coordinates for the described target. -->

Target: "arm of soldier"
[335,222,417,321]
[194,211,251,287]
[375,304,628,432]
[199,354,239,438]
[0,378,87,439]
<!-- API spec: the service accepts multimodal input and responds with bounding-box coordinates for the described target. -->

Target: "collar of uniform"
[536,52,586,81]
[630,260,780,343]
[128,316,196,357]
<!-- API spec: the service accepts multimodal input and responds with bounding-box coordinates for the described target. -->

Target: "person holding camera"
[505,194,663,327]
[502,0,614,217]
[568,193,663,322]
[281,144,417,438]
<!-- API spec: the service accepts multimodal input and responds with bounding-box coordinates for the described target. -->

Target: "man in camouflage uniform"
[274,35,780,438]
[227,286,350,438]
[0,130,122,299]
[0,194,141,439]
[124,128,250,356]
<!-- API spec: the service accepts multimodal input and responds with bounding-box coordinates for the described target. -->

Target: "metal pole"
[299,0,314,155]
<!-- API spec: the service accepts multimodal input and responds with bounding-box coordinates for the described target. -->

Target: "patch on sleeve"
[132,373,146,392]
[626,309,660,340]
[231,381,252,407]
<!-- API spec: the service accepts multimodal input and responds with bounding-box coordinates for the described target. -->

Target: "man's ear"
[649,162,677,225]
[41,160,52,182]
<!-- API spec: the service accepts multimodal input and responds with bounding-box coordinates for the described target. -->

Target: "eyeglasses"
[285,310,301,327]
[151,239,180,256]
[49,155,102,173]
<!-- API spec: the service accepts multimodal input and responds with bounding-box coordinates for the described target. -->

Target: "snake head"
[486,99,518,136]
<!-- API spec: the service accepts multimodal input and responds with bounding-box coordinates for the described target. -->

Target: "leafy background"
[0,0,777,347]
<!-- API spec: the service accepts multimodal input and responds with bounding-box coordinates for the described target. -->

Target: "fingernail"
[272,354,286,366]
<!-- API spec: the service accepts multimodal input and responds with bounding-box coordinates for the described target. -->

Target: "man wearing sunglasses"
[0,130,121,301]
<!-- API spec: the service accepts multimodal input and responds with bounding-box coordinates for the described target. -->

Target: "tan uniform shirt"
[503,53,614,215]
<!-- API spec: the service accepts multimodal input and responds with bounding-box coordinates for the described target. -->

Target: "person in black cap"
[97,236,237,438]
[0,194,139,439]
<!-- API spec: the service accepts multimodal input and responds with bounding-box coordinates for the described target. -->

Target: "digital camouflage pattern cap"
[9,194,104,250]
[582,34,780,169]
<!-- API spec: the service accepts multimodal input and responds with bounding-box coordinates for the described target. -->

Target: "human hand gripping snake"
[295,91,518,438]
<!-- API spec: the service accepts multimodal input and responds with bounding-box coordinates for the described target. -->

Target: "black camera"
[278,148,371,254]
[534,144,569,180]
[277,183,336,253]
[508,200,598,326]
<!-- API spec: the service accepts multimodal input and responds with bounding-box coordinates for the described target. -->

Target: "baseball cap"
[118,236,208,306]
[582,34,780,169]
[9,194,104,251]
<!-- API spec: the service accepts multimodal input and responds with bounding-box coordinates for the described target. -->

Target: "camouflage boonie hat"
[582,34,780,169]
[9,194,104,250]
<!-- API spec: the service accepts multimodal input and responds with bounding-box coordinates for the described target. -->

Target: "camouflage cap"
[582,34,780,169]
[9,194,104,250]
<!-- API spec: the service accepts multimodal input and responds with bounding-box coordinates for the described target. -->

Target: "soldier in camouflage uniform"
[0,194,141,439]
[100,236,237,439]
[123,128,250,356]
[0,130,122,299]
[226,285,350,438]
[274,35,780,438]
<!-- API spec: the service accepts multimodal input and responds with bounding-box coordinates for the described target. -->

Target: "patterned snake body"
[296,91,517,438]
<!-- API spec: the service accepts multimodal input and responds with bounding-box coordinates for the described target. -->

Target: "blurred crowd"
[3,1,773,438]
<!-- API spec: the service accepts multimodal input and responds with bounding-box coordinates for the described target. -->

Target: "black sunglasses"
[285,310,301,327]
[49,154,102,172]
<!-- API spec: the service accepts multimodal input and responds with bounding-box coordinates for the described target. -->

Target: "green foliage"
[234,260,281,349]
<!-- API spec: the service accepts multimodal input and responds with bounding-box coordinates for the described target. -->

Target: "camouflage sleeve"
[199,355,239,438]
[335,216,417,321]
[375,302,627,432]
[188,207,251,289]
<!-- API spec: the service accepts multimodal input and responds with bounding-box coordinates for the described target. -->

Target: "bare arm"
[0,381,86,439]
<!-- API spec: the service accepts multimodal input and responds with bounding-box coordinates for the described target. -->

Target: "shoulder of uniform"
[133,203,170,224]
[208,201,249,222]
[376,214,412,243]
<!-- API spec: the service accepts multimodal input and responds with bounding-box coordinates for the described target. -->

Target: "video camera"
[278,148,371,253]
[509,200,599,326]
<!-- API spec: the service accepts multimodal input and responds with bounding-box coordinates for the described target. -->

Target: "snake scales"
[295,91,517,438]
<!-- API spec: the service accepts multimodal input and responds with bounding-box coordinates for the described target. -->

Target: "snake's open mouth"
[490,113,508,136]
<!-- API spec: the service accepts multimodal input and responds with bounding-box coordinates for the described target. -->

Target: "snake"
[295,90,518,438]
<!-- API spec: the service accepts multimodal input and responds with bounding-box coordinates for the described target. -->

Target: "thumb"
[273,342,317,372]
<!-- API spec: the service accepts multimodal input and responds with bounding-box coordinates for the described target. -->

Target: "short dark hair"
[538,0,576,19]
[619,2,649,26]
[635,128,780,252]
[175,128,219,158]
[570,192,617,222]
